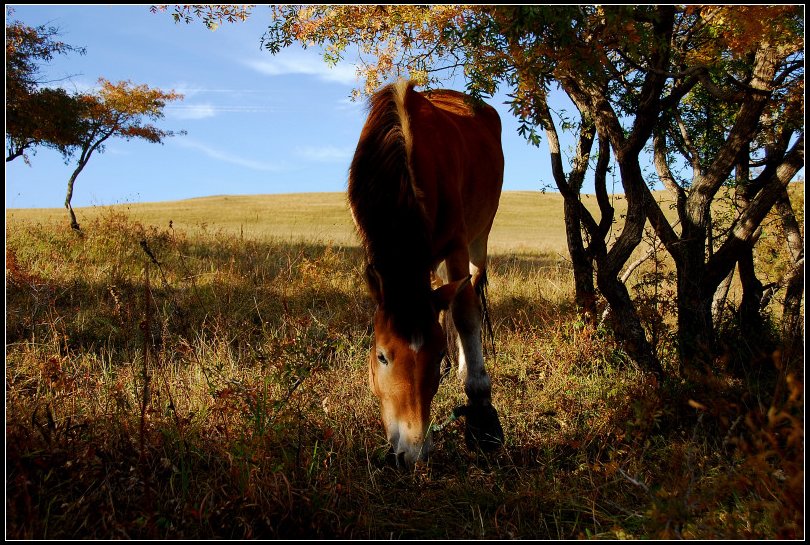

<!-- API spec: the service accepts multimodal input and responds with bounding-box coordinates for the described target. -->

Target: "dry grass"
[5,192,803,539]
[6,190,657,254]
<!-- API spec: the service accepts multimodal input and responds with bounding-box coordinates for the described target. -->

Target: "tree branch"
[703,133,804,294]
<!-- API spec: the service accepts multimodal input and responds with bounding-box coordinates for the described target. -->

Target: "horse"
[348,79,505,466]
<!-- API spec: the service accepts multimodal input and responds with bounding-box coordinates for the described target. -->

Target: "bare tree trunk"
[563,198,597,319]
[64,142,99,232]
[65,167,82,231]
[535,88,599,320]
[594,158,664,381]
[780,260,804,370]
[711,268,734,325]
[775,191,804,370]
[677,243,715,370]
[738,245,765,338]
[734,145,766,343]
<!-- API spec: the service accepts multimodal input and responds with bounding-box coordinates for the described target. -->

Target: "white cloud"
[168,84,270,97]
[295,145,353,162]
[174,138,287,172]
[166,103,218,120]
[243,53,358,85]
[336,96,365,111]
[165,102,283,119]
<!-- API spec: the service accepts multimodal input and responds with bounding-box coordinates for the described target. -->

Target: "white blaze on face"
[376,341,432,466]
[409,333,423,353]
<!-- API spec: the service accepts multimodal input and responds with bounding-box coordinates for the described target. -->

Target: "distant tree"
[63,79,185,230]
[5,18,86,162]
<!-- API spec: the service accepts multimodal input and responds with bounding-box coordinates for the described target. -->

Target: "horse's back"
[404,86,504,253]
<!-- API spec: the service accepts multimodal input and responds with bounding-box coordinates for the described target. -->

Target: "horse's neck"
[378,261,430,297]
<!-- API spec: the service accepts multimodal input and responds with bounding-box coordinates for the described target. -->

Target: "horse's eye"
[439,350,447,362]
[377,352,388,365]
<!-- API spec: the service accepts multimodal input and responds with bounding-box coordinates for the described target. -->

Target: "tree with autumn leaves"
[5,17,184,231]
[61,79,184,230]
[5,19,86,163]
[162,5,803,381]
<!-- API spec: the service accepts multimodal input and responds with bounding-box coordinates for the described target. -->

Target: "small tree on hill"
[63,78,185,231]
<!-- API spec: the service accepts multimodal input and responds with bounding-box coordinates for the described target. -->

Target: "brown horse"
[349,80,505,466]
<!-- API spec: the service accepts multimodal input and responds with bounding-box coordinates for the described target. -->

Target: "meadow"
[5,191,803,539]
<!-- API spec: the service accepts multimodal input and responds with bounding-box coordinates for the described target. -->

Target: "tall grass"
[5,203,803,539]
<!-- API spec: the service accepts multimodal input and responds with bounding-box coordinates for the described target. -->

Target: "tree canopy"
[5,18,86,162]
[159,4,804,376]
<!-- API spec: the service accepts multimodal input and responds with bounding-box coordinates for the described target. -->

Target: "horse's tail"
[476,269,497,363]
[348,80,428,273]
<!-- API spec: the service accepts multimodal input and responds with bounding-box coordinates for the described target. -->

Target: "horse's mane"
[348,81,433,330]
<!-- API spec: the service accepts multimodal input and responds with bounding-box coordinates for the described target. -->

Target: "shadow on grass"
[6,212,803,539]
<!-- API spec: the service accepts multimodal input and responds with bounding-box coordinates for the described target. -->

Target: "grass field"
[7,190,670,254]
[5,190,803,539]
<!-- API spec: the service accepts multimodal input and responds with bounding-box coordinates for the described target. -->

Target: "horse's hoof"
[455,403,504,452]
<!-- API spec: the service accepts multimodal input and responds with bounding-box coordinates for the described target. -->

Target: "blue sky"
[5,5,593,209]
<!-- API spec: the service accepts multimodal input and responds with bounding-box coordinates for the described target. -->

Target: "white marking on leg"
[457,326,491,401]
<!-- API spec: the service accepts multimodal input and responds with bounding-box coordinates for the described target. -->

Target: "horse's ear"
[432,275,471,311]
[364,263,384,304]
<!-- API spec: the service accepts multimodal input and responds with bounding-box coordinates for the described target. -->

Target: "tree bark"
[65,168,82,231]
[738,244,765,338]
[672,44,782,372]
[596,158,664,380]
[563,198,597,318]
[65,154,93,231]
[775,191,805,369]
[557,31,670,379]
[64,133,109,232]
[734,144,766,342]
[712,269,734,324]
[536,88,599,319]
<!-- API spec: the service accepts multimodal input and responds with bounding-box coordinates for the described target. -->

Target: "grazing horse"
[348,80,505,466]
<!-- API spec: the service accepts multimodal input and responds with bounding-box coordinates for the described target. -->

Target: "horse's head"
[364,264,469,466]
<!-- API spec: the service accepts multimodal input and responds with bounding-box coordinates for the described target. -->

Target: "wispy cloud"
[295,145,353,163]
[243,54,358,85]
[336,96,365,111]
[166,103,218,120]
[169,83,270,97]
[174,138,288,172]
[165,103,278,120]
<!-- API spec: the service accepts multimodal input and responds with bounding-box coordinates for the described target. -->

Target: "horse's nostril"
[395,451,408,469]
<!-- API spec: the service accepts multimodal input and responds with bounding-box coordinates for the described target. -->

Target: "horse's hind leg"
[454,235,490,401]
[446,235,503,451]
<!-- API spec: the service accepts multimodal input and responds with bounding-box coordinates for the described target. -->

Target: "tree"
[476,6,802,375]
[5,18,86,162]
[160,5,804,379]
[773,186,804,369]
[642,6,804,371]
[63,79,185,230]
